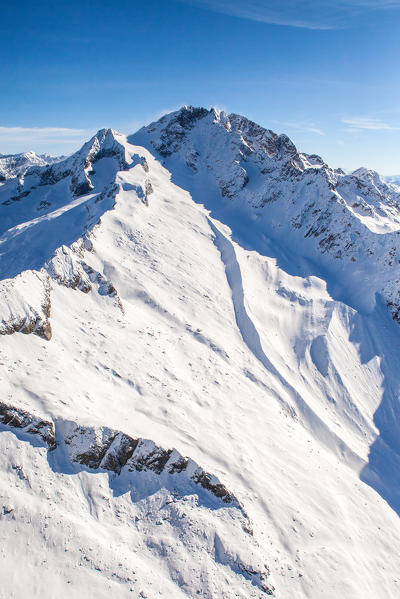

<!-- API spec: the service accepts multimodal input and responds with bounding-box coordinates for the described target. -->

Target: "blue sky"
[1,0,400,173]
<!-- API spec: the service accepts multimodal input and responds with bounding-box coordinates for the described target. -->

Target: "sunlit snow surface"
[1,109,400,598]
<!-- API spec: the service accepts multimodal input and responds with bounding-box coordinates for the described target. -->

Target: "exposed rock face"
[63,423,242,508]
[0,402,56,449]
[64,426,137,472]
[46,242,124,311]
[145,106,210,157]
[0,129,130,339]
[0,401,274,592]
[0,311,52,340]
[3,108,400,598]
[3,109,400,340]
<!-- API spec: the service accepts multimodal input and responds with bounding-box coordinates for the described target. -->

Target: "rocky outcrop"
[63,423,241,508]
[144,106,210,157]
[0,402,56,449]
[46,242,124,312]
[0,272,52,340]
[0,129,132,338]
[0,233,126,341]
[0,312,52,340]
[0,402,242,510]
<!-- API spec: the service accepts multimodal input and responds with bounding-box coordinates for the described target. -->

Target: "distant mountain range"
[385,174,400,187]
[0,150,65,181]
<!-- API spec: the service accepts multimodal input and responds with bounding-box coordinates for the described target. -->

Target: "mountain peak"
[131,106,400,319]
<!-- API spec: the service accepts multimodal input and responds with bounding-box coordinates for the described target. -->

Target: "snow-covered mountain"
[0,150,62,182]
[385,174,400,188]
[1,106,400,598]
[133,108,400,322]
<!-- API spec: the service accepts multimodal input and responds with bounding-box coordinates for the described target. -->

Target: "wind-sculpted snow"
[61,421,243,509]
[208,217,365,470]
[0,402,244,509]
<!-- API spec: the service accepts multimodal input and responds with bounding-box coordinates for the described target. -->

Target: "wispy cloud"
[274,121,325,136]
[0,126,95,155]
[342,116,400,131]
[0,126,94,144]
[180,0,400,30]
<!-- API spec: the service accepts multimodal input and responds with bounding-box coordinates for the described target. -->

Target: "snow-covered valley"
[1,106,400,598]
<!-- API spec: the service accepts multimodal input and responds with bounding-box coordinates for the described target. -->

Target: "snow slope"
[1,107,400,598]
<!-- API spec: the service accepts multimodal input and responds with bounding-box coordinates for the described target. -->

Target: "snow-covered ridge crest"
[25,127,129,197]
[0,128,137,337]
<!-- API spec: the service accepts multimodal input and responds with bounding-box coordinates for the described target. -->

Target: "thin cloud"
[342,116,400,131]
[275,121,325,136]
[180,0,400,29]
[0,126,93,144]
[0,126,96,155]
